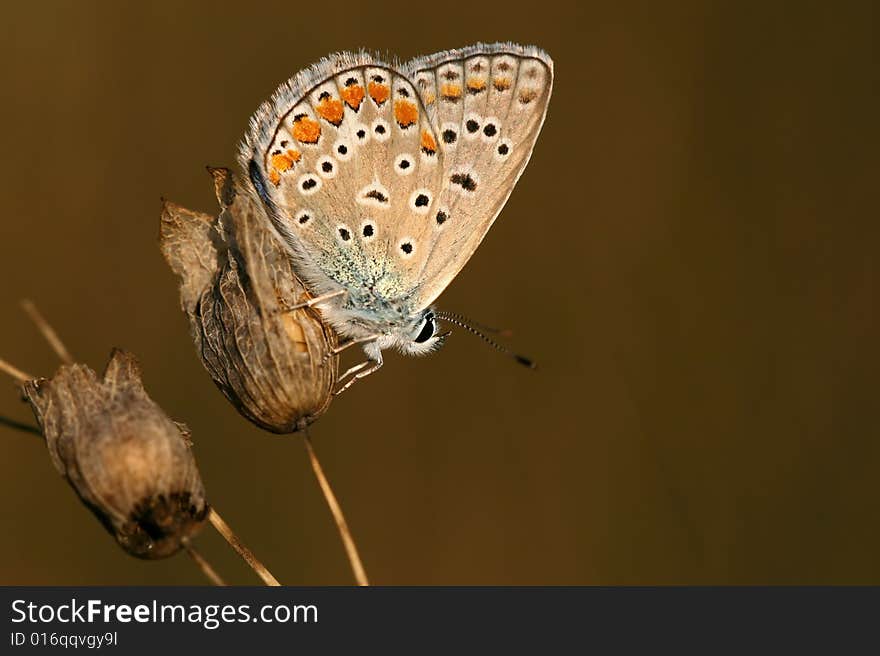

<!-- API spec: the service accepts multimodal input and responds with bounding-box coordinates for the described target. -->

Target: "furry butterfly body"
[239,42,553,389]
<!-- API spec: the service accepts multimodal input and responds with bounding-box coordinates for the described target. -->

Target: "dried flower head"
[159,168,338,433]
[22,349,208,559]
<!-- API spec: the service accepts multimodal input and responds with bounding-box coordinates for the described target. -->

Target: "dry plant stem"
[208,508,281,586]
[0,358,33,383]
[20,300,74,364]
[0,416,42,437]
[183,540,227,586]
[303,434,370,586]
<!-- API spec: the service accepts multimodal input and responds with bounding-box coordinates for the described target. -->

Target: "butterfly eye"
[414,314,435,344]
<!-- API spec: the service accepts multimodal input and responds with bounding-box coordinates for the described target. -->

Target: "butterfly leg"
[284,289,347,312]
[333,354,383,396]
[337,360,371,383]
[326,334,382,360]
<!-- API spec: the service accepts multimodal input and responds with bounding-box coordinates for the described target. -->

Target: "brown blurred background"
[0,1,877,585]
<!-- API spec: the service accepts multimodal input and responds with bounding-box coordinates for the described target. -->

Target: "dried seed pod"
[160,168,338,433]
[22,349,208,559]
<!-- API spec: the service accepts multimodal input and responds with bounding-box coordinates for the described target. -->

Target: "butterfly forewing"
[244,55,445,311]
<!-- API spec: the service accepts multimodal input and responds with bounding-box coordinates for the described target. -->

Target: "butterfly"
[238,42,553,392]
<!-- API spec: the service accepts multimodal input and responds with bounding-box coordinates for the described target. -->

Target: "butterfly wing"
[403,43,553,309]
[239,43,552,319]
[239,52,445,314]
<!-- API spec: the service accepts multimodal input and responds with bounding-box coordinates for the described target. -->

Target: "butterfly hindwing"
[404,43,553,309]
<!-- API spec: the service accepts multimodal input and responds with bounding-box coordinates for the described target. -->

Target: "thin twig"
[21,299,74,364]
[303,432,369,586]
[182,540,227,586]
[0,416,42,437]
[208,508,281,586]
[0,357,33,383]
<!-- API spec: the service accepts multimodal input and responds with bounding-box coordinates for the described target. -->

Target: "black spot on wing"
[450,173,477,192]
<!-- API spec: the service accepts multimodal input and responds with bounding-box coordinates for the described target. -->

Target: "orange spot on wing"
[368,81,390,105]
[286,149,302,163]
[316,97,344,125]
[420,130,437,155]
[393,99,418,128]
[271,153,295,172]
[292,116,321,143]
[518,89,538,104]
[467,78,486,93]
[493,77,512,91]
[268,169,281,186]
[424,91,436,105]
[341,84,365,110]
[440,83,461,100]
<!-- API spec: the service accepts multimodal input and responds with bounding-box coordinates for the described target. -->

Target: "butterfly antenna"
[435,312,536,369]
[435,311,513,338]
